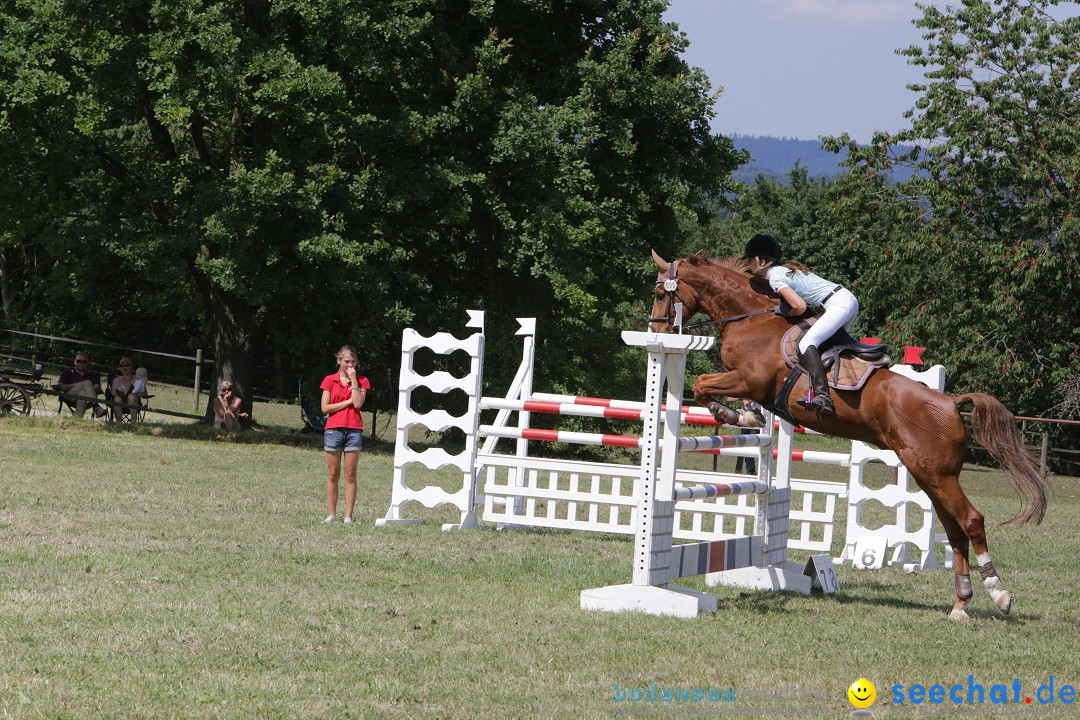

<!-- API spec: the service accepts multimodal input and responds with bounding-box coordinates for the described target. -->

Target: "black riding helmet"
[741,233,782,263]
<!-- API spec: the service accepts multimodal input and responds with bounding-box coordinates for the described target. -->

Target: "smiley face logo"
[848,678,876,709]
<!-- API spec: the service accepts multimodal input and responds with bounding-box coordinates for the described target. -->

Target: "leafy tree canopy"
[822,0,1079,416]
[0,0,744,412]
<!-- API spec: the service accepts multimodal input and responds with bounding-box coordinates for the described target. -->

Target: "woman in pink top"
[109,356,147,421]
[319,345,370,524]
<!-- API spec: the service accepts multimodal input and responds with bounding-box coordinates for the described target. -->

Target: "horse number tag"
[803,555,839,594]
[663,278,678,292]
[853,535,888,570]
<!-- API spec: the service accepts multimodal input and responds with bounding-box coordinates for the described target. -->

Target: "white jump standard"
[579,331,810,618]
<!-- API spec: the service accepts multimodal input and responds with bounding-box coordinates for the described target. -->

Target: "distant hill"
[729,134,918,184]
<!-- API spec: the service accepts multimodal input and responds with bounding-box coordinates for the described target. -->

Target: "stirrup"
[810,394,835,415]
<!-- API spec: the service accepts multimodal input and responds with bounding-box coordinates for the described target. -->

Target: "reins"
[682,307,776,330]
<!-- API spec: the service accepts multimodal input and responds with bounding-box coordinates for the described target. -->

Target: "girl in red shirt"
[319,345,370,524]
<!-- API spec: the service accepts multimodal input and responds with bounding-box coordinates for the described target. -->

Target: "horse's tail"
[953,392,1047,525]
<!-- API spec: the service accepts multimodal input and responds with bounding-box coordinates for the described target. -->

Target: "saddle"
[782,319,891,390]
[766,319,891,425]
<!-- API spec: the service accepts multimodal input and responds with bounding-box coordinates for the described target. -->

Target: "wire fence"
[5,323,1076,458]
[963,413,1080,477]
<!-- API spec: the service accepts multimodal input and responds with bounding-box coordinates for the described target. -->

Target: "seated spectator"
[57,352,106,418]
[108,357,149,421]
[213,381,249,430]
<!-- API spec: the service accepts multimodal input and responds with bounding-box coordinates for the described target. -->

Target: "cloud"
[767,0,916,27]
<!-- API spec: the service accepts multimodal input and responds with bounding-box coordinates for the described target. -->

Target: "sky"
[662,1,937,143]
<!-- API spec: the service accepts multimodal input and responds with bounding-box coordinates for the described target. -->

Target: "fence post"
[193,348,203,413]
[1040,432,1049,476]
[31,322,40,372]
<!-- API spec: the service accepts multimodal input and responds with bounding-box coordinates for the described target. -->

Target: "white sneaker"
[343,516,353,525]
[322,515,335,524]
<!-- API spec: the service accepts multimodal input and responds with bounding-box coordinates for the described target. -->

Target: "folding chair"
[54,385,107,419]
[105,377,154,423]
[298,376,328,434]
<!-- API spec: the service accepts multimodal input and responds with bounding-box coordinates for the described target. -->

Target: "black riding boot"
[800,345,835,415]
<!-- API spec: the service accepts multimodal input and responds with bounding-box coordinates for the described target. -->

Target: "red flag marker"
[903,346,926,364]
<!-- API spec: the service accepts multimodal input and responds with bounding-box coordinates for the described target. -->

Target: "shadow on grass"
[832,592,1035,622]
[4,415,400,452]
[712,581,1037,624]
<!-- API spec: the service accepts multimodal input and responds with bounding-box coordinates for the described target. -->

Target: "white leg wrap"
[983,575,1008,604]
[976,553,1011,613]
[948,601,970,622]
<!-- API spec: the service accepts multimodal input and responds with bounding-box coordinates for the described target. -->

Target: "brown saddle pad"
[782,320,881,391]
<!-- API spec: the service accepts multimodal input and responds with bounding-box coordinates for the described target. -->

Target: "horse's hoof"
[739,410,764,428]
[948,608,970,622]
[706,402,737,425]
[996,592,1013,615]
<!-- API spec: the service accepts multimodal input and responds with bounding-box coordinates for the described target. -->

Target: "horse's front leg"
[693,371,755,426]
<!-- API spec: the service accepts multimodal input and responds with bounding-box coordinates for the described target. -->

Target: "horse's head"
[649,249,702,332]
[649,249,774,332]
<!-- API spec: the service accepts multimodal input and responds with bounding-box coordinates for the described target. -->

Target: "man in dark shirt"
[56,352,106,418]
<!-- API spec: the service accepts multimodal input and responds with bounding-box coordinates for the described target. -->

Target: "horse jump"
[380,313,980,617]
[378,312,963,607]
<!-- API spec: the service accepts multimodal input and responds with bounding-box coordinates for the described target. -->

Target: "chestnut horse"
[649,251,1047,620]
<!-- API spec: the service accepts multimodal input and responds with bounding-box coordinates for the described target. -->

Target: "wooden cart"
[0,364,47,416]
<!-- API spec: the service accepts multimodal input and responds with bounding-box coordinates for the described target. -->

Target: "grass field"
[1,414,1078,719]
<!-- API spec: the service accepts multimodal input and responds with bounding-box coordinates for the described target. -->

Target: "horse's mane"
[684,252,750,275]
[683,251,774,299]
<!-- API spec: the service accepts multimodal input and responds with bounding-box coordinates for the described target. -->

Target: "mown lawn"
[1,417,1077,719]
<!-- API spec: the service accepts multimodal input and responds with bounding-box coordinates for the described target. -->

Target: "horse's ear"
[650,249,669,272]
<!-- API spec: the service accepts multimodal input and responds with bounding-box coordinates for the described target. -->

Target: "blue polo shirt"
[765,266,839,306]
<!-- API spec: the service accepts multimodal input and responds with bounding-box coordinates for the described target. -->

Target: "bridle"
[650,258,778,332]
[649,259,689,327]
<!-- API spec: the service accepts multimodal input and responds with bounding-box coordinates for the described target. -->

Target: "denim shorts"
[324,427,363,453]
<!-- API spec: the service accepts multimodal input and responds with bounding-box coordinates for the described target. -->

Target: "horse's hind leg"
[892,389,1014,619]
[926,478,1012,619]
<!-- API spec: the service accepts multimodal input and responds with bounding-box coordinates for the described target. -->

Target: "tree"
[823,0,1080,416]
[0,0,743,415]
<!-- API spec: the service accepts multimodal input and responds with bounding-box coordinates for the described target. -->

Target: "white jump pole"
[480,396,724,426]
[526,392,723,425]
[580,330,720,618]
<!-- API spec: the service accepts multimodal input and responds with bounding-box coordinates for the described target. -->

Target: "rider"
[742,233,858,415]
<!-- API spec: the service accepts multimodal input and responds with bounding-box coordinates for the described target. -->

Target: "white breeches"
[798,288,859,353]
